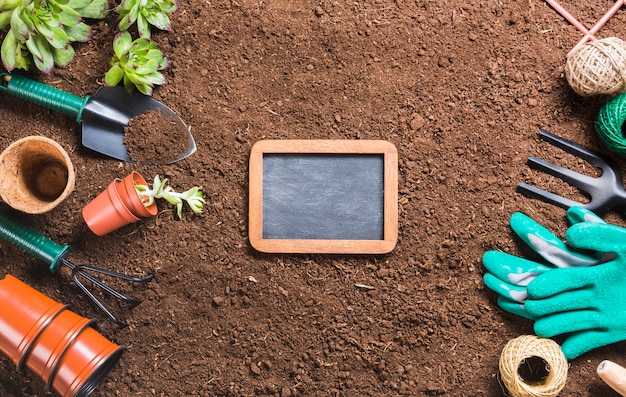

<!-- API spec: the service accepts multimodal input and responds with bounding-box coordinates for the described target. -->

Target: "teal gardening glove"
[482,206,626,359]
[483,207,605,320]
[525,220,626,359]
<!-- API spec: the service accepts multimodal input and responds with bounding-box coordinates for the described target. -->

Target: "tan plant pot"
[0,136,75,214]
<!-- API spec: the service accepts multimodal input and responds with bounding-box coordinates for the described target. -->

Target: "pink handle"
[569,0,625,55]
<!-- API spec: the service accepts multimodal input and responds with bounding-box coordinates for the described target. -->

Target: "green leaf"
[33,18,68,49]
[13,43,30,70]
[52,44,74,65]
[1,30,18,70]
[64,21,90,42]
[136,12,150,38]
[146,11,170,31]
[57,4,81,26]
[113,31,132,56]
[104,64,124,86]
[72,0,109,19]
[66,0,91,9]
[0,0,21,11]
[24,32,44,62]
[0,10,12,29]
[10,7,30,41]
[28,35,54,73]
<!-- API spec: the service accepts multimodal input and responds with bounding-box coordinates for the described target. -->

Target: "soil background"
[2,0,626,396]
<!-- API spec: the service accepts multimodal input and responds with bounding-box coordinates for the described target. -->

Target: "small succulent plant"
[135,175,205,219]
[0,0,108,73]
[117,0,177,39]
[104,31,167,95]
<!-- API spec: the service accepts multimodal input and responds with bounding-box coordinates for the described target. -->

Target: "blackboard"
[248,140,398,254]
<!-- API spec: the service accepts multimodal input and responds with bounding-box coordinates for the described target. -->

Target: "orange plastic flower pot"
[116,171,158,218]
[50,325,124,397]
[25,307,93,384]
[0,275,68,368]
[0,275,124,397]
[82,179,141,236]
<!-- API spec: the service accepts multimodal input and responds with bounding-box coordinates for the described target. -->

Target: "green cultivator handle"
[0,212,70,273]
[0,72,90,122]
[0,211,154,327]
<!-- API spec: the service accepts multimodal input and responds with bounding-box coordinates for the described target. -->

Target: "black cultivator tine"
[517,130,626,216]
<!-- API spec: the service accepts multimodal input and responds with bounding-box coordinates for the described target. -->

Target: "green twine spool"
[596,92,626,156]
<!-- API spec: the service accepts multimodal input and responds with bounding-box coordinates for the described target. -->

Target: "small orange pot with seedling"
[0,275,123,397]
[82,171,206,236]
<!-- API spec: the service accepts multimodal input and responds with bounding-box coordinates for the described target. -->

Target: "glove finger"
[484,273,529,303]
[566,206,605,225]
[527,267,593,299]
[566,223,626,254]
[510,212,601,268]
[561,330,626,360]
[482,250,549,286]
[496,296,536,320]
[532,307,600,337]
[525,288,596,318]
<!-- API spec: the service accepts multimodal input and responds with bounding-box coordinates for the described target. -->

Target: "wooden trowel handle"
[0,73,91,123]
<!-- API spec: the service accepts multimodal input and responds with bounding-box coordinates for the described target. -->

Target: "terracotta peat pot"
[82,171,157,236]
[0,275,124,397]
[0,136,75,214]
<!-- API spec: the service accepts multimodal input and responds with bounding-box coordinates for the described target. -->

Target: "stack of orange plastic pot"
[0,274,124,397]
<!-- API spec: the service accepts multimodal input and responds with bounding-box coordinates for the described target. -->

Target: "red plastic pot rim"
[51,326,124,397]
[107,180,141,223]
[44,318,96,388]
[117,171,158,218]
[16,303,70,370]
[0,275,69,369]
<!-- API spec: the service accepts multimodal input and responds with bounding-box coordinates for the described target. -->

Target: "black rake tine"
[538,130,611,169]
[526,156,597,191]
[71,265,144,306]
[517,182,584,210]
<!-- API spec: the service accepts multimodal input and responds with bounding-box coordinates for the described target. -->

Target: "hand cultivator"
[0,212,153,327]
[517,130,626,216]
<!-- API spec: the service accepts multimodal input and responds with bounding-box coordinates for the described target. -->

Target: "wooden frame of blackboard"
[249,140,398,254]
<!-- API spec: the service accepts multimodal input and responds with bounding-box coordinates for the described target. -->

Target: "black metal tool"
[517,130,626,216]
[0,72,196,164]
[0,211,153,327]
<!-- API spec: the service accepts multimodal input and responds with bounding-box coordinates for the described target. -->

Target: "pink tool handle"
[569,0,625,55]
[545,0,596,39]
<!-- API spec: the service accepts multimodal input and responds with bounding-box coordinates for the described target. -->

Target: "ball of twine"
[596,91,626,155]
[565,37,626,97]
[498,335,568,397]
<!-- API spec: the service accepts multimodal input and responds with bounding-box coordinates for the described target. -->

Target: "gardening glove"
[525,221,626,359]
[482,206,605,320]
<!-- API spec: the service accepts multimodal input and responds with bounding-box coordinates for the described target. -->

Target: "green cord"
[596,92,626,156]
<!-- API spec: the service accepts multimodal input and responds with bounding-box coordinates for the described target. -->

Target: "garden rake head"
[0,211,153,327]
[517,130,626,217]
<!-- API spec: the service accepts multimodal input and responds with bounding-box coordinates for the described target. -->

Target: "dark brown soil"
[124,109,192,165]
[1,0,626,396]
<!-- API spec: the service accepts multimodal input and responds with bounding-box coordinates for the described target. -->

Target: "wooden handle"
[598,360,626,396]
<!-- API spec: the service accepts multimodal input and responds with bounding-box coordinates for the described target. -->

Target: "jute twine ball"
[498,335,568,397]
[565,37,626,97]
[596,91,626,155]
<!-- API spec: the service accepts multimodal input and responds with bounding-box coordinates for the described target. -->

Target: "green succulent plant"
[0,0,108,73]
[117,0,177,39]
[104,31,167,95]
[135,175,205,220]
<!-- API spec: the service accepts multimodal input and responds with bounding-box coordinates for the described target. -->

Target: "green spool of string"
[596,92,626,156]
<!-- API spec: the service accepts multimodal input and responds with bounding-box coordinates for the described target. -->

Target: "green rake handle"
[0,73,91,123]
[0,212,70,273]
